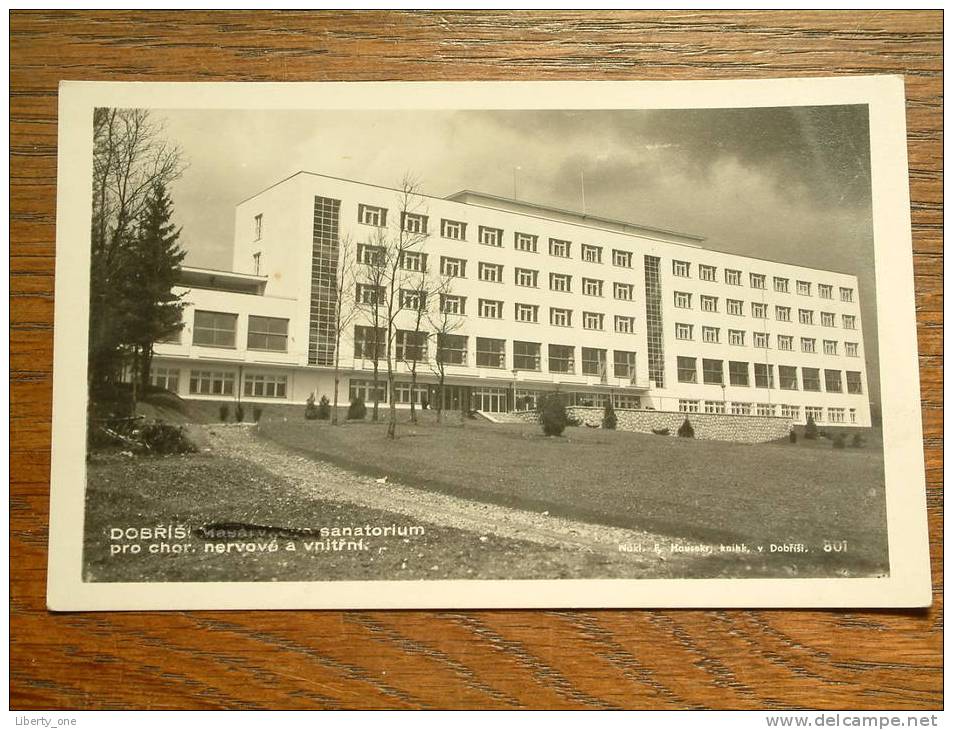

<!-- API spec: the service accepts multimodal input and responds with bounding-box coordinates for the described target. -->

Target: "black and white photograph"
[47,78,930,609]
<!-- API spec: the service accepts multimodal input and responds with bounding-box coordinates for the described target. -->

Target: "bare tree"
[361,227,390,423]
[330,234,358,425]
[402,267,432,425]
[426,274,465,423]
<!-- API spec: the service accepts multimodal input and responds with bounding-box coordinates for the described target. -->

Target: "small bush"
[651,427,669,436]
[348,396,367,420]
[304,393,320,420]
[804,415,818,440]
[832,434,846,449]
[317,394,331,420]
[851,433,864,448]
[235,404,245,423]
[789,429,797,444]
[677,418,695,438]
[602,401,617,430]
[253,406,263,423]
[218,404,229,422]
[138,423,197,455]
[539,394,568,437]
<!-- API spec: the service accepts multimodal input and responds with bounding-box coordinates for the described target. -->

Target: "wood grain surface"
[10,10,942,710]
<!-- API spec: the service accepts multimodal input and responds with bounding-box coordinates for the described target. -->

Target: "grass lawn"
[259,416,889,575]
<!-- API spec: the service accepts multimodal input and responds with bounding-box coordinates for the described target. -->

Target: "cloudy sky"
[156,105,880,408]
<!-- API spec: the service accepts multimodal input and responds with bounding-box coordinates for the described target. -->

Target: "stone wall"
[510,407,792,444]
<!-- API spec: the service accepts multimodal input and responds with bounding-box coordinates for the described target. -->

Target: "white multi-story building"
[153,171,872,427]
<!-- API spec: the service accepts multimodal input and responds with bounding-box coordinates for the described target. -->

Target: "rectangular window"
[613,282,634,300]
[583,311,604,330]
[699,264,716,282]
[393,382,430,405]
[705,400,726,414]
[754,363,774,388]
[613,249,633,268]
[674,291,692,309]
[476,337,506,368]
[441,219,466,240]
[679,399,700,414]
[801,337,816,354]
[514,232,538,252]
[805,406,823,423]
[400,251,427,272]
[774,277,789,293]
[677,356,697,384]
[728,329,745,346]
[818,284,833,299]
[752,302,767,319]
[189,369,235,396]
[840,287,854,302]
[247,315,289,352]
[702,358,724,385]
[778,335,794,351]
[356,283,385,305]
[358,243,385,266]
[582,278,603,297]
[845,342,859,357]
[253,213,263,240]
[781,404,801,420]
[436,333,468,365]
[440,256,466,278]
[549,272,571,292]
[243,373,288,399]
[150,366,179,392]
[478,261,503,283]
[821,311,836,327]
[753,332,770,349]
[516,268,539,288]
[358,204,386,227]
[478,225,503,247]
[353,325,386,359]
[776,306,791,322]
[395,329,428,362]
[193,310,237,348]
[515,302,538,323]
[849,408,857,423]
[724,269,742,286]
[615,315,635,334]
[824,369,843,393]
[613,350,637,379]
[702,326,720,344]
[797,280,811,296]
[581,244,602,263]
[847,371,863,394]
[823,340,838,355]
[828,407,845,423]
[748,272,764,289]
[802,367,821,391]
[513,341,541,371]
[582,347,607,376]
[549,344,575,374]
[478,299,503,319]
[843,315,856,330]
[252,251,261,275]
[700,295,718,313]
[779,365,798,390]
[440,294,466,315]
[730,402,752,416]
[673,260,690,277]
[400,289,426,311]
[675,322,693,340]
[727,299,743,316]
[799,309,814,325]
[729,361,749,387]
[401,211,428,234]
[349,377,387,404]
[549,238,571,257]
[550,307,572,327]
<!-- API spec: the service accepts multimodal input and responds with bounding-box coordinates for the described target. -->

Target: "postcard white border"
[46,77,931,610]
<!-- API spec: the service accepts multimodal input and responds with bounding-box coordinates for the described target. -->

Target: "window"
[673,260,690,277]
[400,289,426,311]
[802,367,821,391]
[479,225,503,247]
[549,344,575,374]
[476,337,506,368]
[674,291,692,309]
[679,399,700,414]
[847,371,863,394]
[776,306,791,322]
[748,272,764,289]
[677,356,697,384]
[613,282,634,300]
[699,264,716,282]
[247,315,289,352]
[478,299,503,319]
[849,408,857,424]
[702,326,720,344]
[356,283,385,305]
[516,268,539,288]
[515,232,538,252]
[358,204,386,227]
[440,294,466,315]
[549,238,571,257]
[805,406,823,423]
[753,332,770,348]
[150,367,179,392]
[189,369,235,396]
[797,280,811,296]
[845,342,859,357]
[581,244,602,263]
[840,287,854,302]
[818,284,833,299]
[353,325,386,359]
[777,335,794,351]
[582,278,603,297]
[821,311,836,327]
[395,329,428,362]
[613,249,633,268]
[550,307,572,327]
[823,340,838,356]
[549,272,571,292]
[357,244,384,265]
[728,329,745,346]
[401,212,428,234]
[515,302,538,323]
[824,369,843,393]
[781,404,800,420]
[350,378,387,404]
[801,337,816,354]
[700,295,718,313]
[400,251,427,272]
[729,361,749,386]
[828,407,845,424]
[727,299,743,316]
[394,382,430,405]
[752,302,767,319]
[193,311,237,348]
[441,219,466,240]
[705,400,726,414]
[615,315,636,334]
[513,341,541,370]
[440,256,466,278]
[583,311,604,330]
[614,350,637,379]
[843,314,856,330]
[478,262,503,283]
[724,269,742,286]
[675,322,693,340]
[798,309,814,325]
[730,402,752,416]
[754,363,774,388]
[702,359,724,385]
[436,333,468,365]
[779,365,798,390]
[252,251,261,276]
[582,347,607,377]
[253,213,263,240]
[244,373,288,399]
[774,277,789,293]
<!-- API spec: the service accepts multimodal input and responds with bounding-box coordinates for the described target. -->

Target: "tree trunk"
[409,363,418,424]
[332,333,341,425]
[371,359,380,422]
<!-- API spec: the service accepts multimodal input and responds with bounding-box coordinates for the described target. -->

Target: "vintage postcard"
[46,77,930,610]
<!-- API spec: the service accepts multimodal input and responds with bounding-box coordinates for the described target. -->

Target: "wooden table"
[11,10,942,710]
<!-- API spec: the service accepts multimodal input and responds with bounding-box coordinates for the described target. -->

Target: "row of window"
[673,293,858,328]
[167,311,290,352]
[671,261,854,302]
[675,357,863,393]
[673,323,860,355]
[676,399,858,423]
[151,367,289,399]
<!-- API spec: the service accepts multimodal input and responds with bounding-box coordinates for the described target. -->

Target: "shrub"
[138,423,197,455]
[304,393,320,420]
[677,418,695,438]
[539,393,568,437]
[317,394,331,420]
[832,434,846,449]
[348,395,367,420]
[218,404,229,422]
[789,429,797,444]
[804,415,818,440]
[851,433,864,448]
[253,406,263,423]
[235,404,245,423]
[602,401,617,430]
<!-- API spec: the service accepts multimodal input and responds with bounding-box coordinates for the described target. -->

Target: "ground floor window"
[827,407,845,423]
[849,408,857,423]
[679,399,699,413]
[730,402,751,415]
[473,387,508,413]
[243,373,288,398]
[151,366,179,393]
[780,404,800,420]
[393,382,429,405]
[805,406,823,422]
[350,378,387,404]
[756,403,776,417]
[189,370,235,396]
[704,400,725,414]
[612,393,641,409]
[514,389,543,411]
[569,391,608,408]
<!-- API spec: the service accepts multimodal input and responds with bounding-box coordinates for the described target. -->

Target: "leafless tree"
[402,267,432,425]
[330,234,358,425]
[361,226,390,423]
[426,274,465,424]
